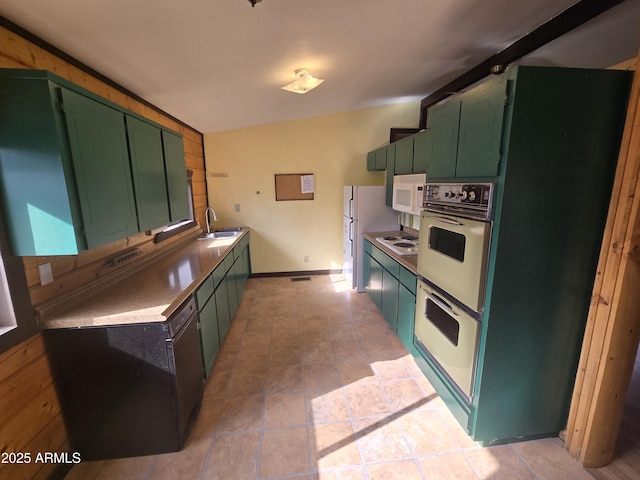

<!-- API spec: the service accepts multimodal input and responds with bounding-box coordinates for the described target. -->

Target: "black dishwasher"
[43,297,203,460]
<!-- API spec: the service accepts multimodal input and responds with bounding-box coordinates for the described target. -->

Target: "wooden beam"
[418,0,626,128]
[565,50,640,467]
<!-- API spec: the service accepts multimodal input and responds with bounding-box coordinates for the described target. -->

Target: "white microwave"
[392,173,426,215]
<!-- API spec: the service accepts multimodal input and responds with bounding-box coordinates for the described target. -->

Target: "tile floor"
[65,274,598,480]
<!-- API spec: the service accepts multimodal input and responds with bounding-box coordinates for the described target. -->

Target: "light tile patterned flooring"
[65,274,598,480]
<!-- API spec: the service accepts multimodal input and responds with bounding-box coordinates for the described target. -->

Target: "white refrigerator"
[343,185,399,292]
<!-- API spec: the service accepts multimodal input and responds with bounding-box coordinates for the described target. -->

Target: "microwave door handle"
[426,293,458,317]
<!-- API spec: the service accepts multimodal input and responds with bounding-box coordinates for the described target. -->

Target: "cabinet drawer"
[195,275,214,308]
[212,262,225,290]
[399,265,417,294]
[371,245,399,278]
[364,240,372,255]
[223,253,234,273]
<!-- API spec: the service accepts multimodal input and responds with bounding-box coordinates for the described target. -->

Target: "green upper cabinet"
[0,68,189,256]
[427,99,461,179]
[60,88,140,250]
[456,76,508,178]
[385,143,396,206]
[126,115,170,231]
[393,136,414,174]
[412,130,429,173]
[366,146,388,172]
[161,130,190,223]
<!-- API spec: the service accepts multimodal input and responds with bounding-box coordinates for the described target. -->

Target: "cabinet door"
[366,151,377,171]
[229,259,240,318]
[161,130,191,223]
[428,99,461,179]
[363,250,372,294]
[126,116,170,231]
[456,79,508,178]
[374,147,387,170]
[381,269,399,331]
[61,88,138,248]
[198,296,220,377]
[412,130,429,173]
[369,258,383,310]
[397,284,416,350]
[215,279,231,344]
[394,137,415,174]
[385,144,396,207]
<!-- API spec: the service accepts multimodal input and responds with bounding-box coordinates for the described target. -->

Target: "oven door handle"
[433,216,464,226]
[426,292,458,317]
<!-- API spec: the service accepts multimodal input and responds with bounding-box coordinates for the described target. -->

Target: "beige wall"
[204,101,419,273]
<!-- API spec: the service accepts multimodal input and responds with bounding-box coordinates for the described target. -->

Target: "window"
[154,170,197,243]
[0,219,37,353]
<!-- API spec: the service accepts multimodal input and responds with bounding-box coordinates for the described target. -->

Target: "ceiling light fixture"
[281,69,325,94]
[248,0,262,7]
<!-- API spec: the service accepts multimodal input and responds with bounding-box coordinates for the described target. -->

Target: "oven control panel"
[423,183,494,220]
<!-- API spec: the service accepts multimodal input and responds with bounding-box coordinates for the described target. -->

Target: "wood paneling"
[565,52,640,467]
[588,349,640,479]
[0,23,208,480]
[0,335,64,480]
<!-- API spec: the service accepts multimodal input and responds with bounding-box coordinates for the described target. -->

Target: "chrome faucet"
[205,207,218,234]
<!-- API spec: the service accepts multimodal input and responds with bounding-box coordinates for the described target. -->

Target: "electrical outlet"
[38,262,53,286]
[234,204,241,212]
[304,255,309,263]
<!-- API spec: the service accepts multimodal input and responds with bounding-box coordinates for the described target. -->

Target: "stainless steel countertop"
[363,230,418,274]
[38,229,250,329]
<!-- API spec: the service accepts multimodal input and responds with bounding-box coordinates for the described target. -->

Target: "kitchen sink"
[197,227,243,240]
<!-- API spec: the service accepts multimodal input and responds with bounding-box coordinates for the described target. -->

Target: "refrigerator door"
[352,186,399,292]
[343,214,354,287]
[343,186,354,218]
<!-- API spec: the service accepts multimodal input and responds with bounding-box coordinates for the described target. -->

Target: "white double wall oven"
[414,183,494,400]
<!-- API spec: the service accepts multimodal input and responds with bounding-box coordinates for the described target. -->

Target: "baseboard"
[249,269,342,278]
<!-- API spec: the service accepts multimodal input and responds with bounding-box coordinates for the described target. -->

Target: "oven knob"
[468,191,476,201]
[460,191,468,200]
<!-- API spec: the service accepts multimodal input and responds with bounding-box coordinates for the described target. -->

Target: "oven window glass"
[429,227,465,262]
[426,297,460,346]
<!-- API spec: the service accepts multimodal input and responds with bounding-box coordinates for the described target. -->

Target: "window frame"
[0,215,38,353]
[154,169,197,244]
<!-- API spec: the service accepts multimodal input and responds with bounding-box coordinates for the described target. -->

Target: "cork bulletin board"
[274,173,315,201]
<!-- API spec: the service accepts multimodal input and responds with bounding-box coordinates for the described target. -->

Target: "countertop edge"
[38,228,250,329]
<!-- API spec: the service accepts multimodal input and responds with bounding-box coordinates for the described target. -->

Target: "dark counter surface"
[37,228,249,329]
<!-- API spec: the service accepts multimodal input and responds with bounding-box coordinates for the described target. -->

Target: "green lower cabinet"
[216,278,231,343]
[364,240,417,345]
[369,257,383,311]
[397,283,416,351]
[227,263,239,320]
[198,295,221,377]
[195,233,251,377]
[381,269,399,330]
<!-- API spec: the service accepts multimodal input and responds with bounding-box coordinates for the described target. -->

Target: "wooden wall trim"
[565,53,640,467]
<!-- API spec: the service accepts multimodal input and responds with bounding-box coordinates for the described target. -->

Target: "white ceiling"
[1,0,639,133]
